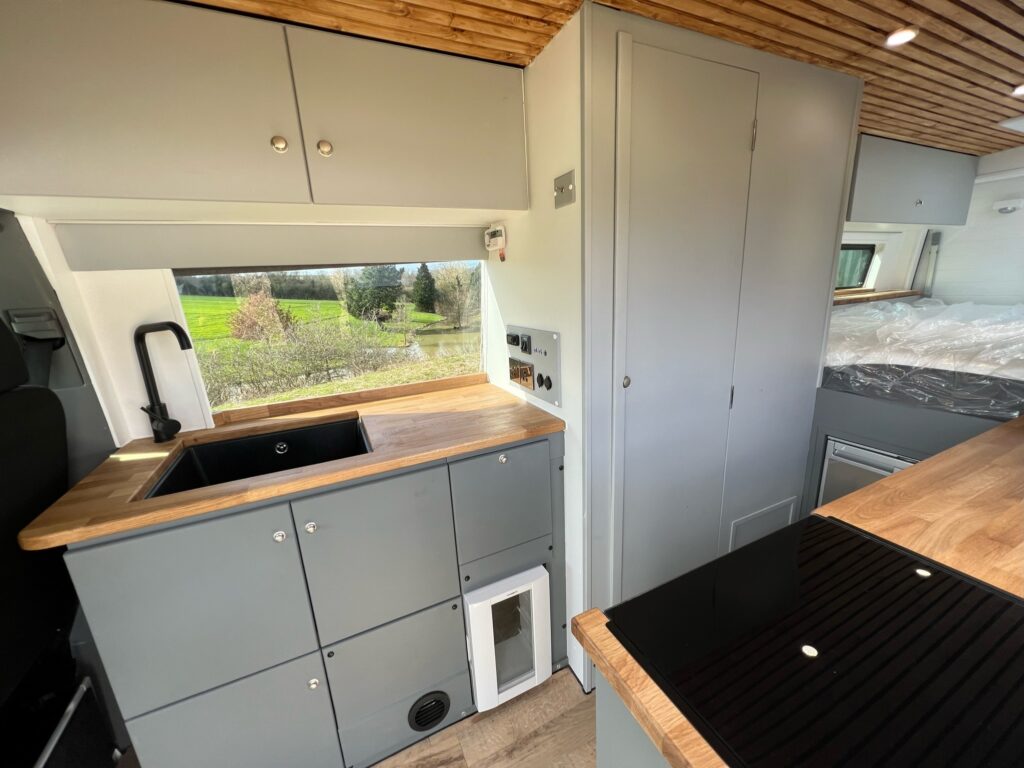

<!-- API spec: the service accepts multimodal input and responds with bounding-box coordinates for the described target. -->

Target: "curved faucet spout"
[134,321,193,443]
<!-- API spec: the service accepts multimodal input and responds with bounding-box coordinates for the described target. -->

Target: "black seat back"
[0,320,73,704]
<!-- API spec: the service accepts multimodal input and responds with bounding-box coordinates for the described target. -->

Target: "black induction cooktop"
[605,515,1024,768]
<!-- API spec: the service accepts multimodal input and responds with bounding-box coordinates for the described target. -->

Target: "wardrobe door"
[614,38,757,599]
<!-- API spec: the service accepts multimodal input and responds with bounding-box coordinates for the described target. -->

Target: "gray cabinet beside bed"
[64,435,566,768]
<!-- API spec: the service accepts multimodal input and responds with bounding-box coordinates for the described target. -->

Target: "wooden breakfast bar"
[574,414,1024,767]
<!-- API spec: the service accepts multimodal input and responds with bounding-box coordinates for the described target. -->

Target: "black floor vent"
[408,691,450,732]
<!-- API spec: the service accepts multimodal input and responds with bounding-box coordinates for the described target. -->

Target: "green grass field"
[179,294,443,342]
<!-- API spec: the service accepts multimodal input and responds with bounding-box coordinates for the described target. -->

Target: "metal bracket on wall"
[553,170,576,209]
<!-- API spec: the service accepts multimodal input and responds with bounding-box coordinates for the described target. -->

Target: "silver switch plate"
[553,170,576,209]
[506,325,561,407]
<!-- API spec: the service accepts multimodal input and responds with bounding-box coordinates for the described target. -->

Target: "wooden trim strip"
[212,372,489,426]
[833,289,923,305]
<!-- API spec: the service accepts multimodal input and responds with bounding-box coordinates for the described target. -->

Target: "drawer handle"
[317,139,334,157]
[498,454,509,464]
[272,530,287,543]
[304,521,318,534]
[270,135,288,153]
[307,678,320,690]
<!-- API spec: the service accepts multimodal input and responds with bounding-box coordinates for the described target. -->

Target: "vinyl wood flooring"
[375,669,595,768]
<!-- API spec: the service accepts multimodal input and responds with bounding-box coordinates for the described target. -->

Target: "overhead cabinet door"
[287,27,528,209]
[0,0,310,202]
[848,134,978,225]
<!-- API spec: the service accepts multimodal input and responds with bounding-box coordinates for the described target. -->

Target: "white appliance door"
[464,566,551,712]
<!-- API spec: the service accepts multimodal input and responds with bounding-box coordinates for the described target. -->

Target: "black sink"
[146,418,370,498]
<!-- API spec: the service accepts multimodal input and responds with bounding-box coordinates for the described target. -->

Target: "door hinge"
[730,385,735,409]
[751,118,757,151]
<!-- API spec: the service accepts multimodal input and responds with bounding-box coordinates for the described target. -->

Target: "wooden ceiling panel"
[185,1,1024,155]
[596,0,1024,155]
[188,0,583,66]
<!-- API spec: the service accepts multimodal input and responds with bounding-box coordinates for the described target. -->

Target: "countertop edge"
[571,609,727,768]
[20,383,566,551]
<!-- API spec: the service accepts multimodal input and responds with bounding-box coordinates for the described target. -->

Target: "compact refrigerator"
[818,437,915,506]
[464,565,551,712]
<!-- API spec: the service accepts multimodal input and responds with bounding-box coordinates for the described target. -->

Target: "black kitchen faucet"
[134,321,193,443]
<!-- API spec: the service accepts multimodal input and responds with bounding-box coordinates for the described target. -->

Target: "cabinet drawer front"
[65,504,318,718]
[128,652,342,768]
[324,601,473,768]
[0,0,309,202]
[293,467,460,645]
[287,26,527,210]
[450,442,553,563]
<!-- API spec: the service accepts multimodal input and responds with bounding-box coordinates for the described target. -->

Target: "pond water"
[411,328,481,357]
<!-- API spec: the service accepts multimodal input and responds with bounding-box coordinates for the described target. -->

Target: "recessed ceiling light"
[915,568,932,578]
[886,27,919,47]
[1014,84,1024,97]
[801,645,819,658]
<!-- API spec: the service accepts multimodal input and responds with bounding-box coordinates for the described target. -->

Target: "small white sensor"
[993,199,1023,215]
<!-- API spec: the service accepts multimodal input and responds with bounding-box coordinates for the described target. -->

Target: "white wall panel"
[482,16,586,686]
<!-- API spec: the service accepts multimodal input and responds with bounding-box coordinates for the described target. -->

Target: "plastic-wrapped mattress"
[823,299,1024,421]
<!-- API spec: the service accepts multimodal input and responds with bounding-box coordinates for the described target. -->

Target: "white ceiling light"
[1014,84,1024,97]
[1000,115,1024,134]
[885,27,919,47]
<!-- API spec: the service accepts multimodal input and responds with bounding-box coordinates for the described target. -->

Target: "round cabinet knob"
[304,521,318,534]
[307,678,320,690]
[270,135,289,153]
[498,454,509,464]
[272,530,287,543]
[316,139,334,157]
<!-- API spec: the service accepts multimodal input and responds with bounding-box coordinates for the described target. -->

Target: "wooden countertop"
[819,414,1024,600]
[573,414,1024,768]
[20,382,564,551]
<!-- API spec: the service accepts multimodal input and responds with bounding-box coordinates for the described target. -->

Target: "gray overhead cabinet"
[848,134,979,225]
[0,0,310,203]
[64,437,565,768]
[0,0,528,211]
[287,27,528,209]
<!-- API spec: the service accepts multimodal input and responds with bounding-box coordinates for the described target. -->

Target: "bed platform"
[824,299,1024,421]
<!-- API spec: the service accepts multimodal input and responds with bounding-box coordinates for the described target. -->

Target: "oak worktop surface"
[574,413,1024,768]
[20,383,565,551]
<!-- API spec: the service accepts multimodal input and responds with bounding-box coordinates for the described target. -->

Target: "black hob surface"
[605,515,1024,768]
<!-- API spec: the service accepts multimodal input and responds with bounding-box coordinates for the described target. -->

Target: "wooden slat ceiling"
[188,0,584,66]
[188,1,1024,156]
[596,0,1024,156]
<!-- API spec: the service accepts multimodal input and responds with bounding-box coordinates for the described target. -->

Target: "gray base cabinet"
[450,441,553,564]
[293,466,460,646]
[127,653,342,768]
[67,436,564,767]
[323,600,473,768]
[64,503,319,719]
